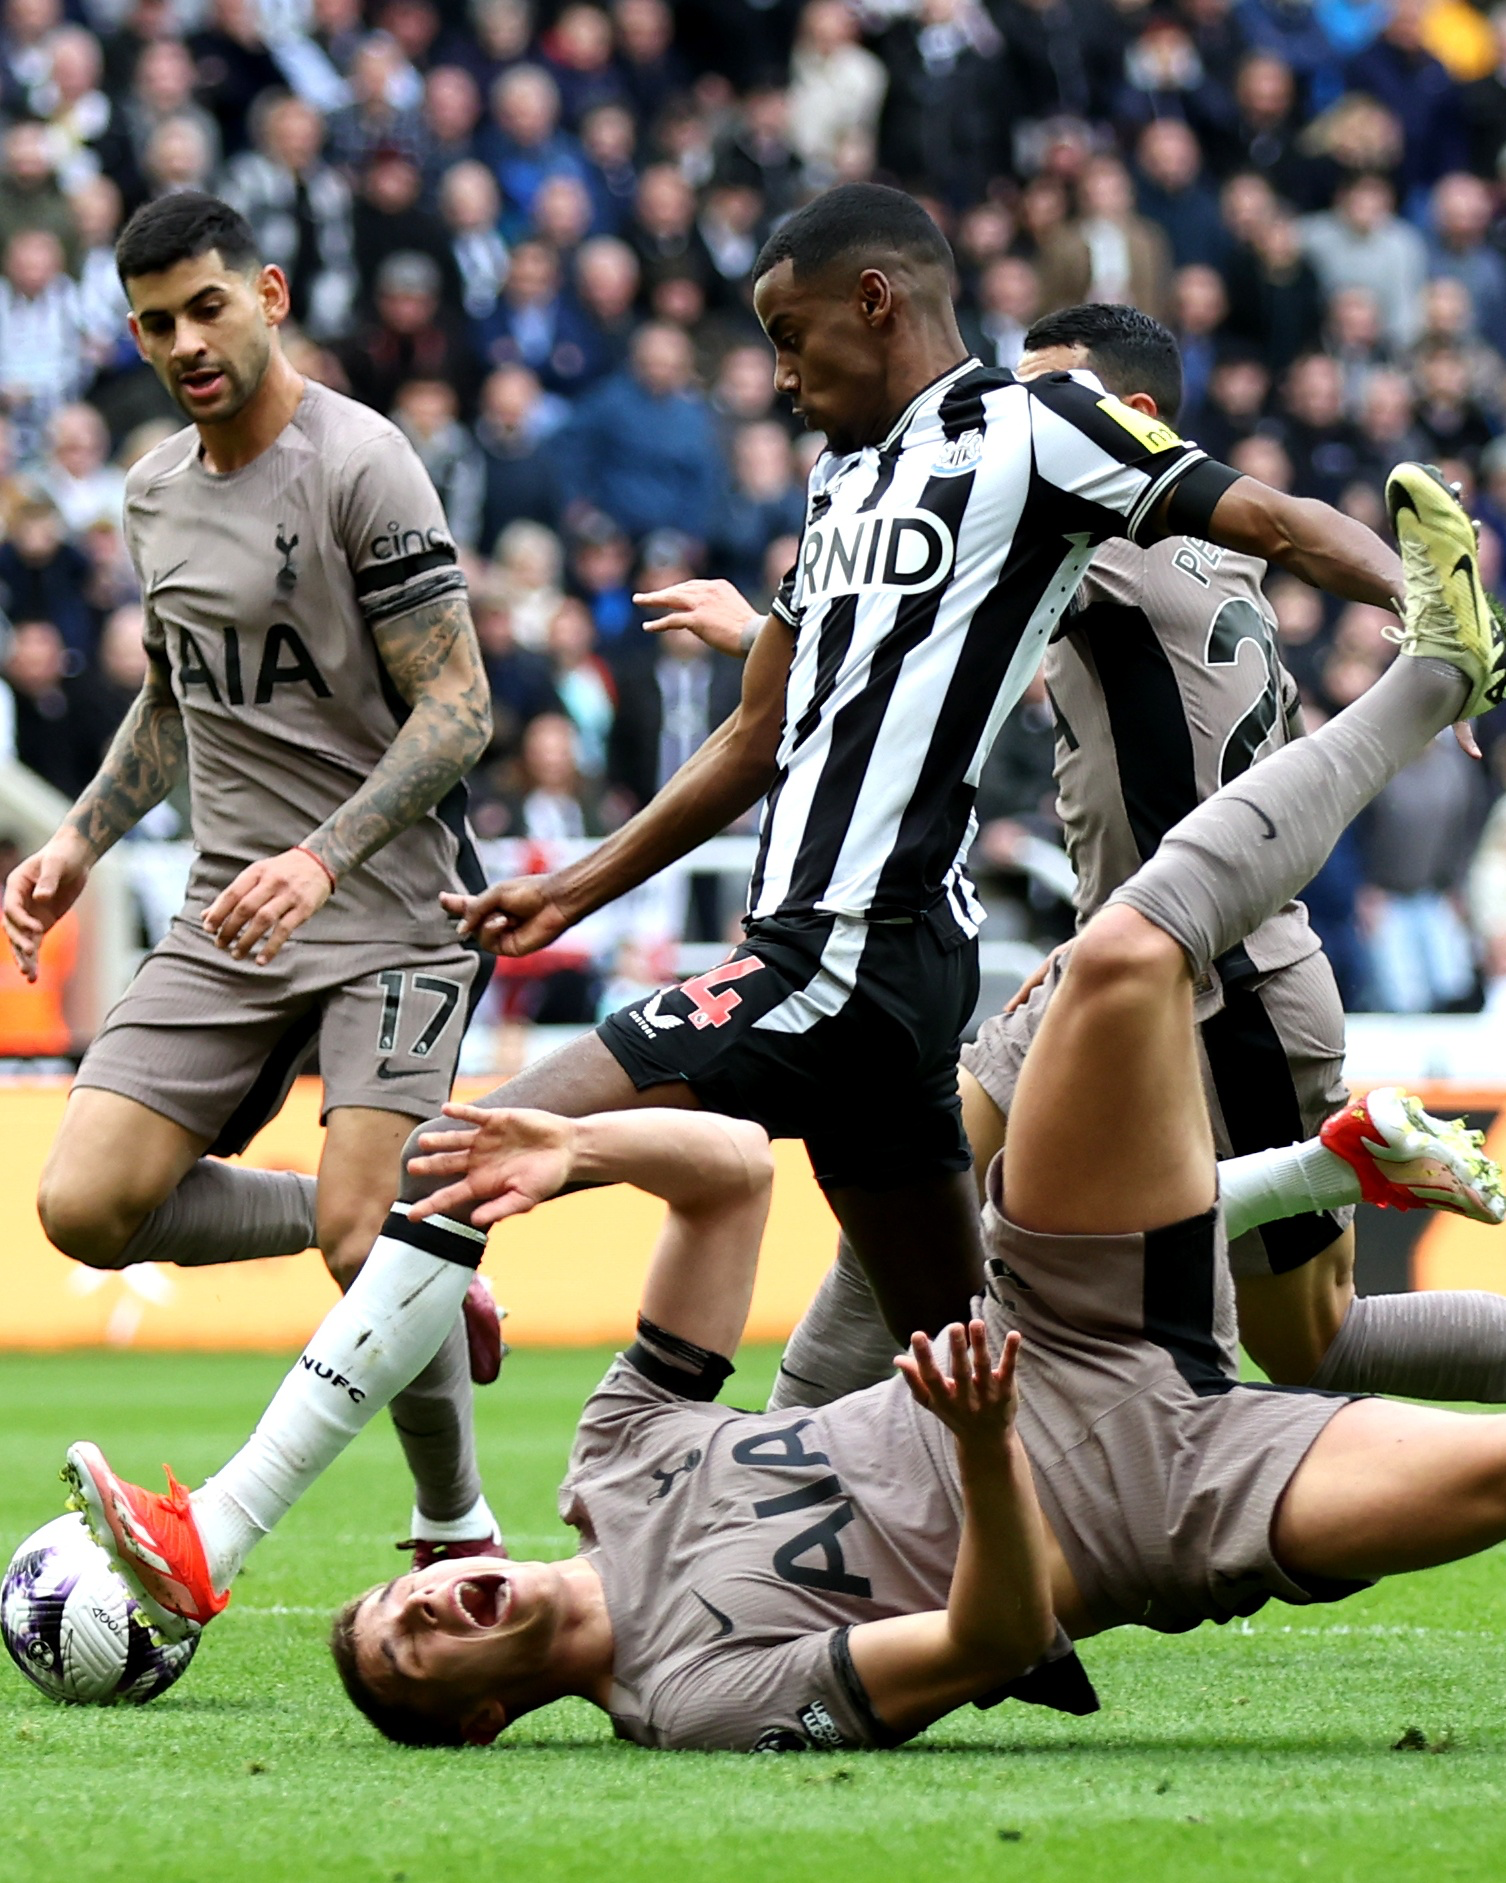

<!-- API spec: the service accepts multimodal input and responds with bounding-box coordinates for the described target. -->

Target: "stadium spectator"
[339,248,477,418]
[324,33,427,176]
[351,148,461,310]
[422,64,484,192]
[0,618,112,797]
[578,99,639,232]
[1224,206,1325,371]
[471,237,598,393]
[0,230,86,462]
[1037,155,1172,320]
[222,91,358,341]
[959,255,1039,370]
[573,233,641,376]
[1135,119,1229,273]
[89,602,151,740]
[1345,0,1468,199]
[1169,263,1229,425]
[126,39,223,182]
[561,321,719,544]
[391,376,484,548]
[439,160,510,323]
[1411,339,1497,466]
[1300,172,1428,350]
[1281,350,1366,502]
[491,516,564,649]
[543,4,626,130]
[188,0,284,160]
[472,582,563,782]
[477,63,586,224]
[710,420,803,598]
[0,495,94,657]
[38,404,126,540]
[1426,171,1506,355]
[568,507,636,649]
[0,121,79,270]
[42,26,137,201]
[474,362,565,546]
[612,0,689,128]
[546,594,616,779]
[875,0,1005,207]
[786,1,888,181]
[1462,2,1506,174]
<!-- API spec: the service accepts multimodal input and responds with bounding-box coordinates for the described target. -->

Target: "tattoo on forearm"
[302,594,492,881]
[64,668,186,860]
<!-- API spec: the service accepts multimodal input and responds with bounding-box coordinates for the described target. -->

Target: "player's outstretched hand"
[2,836,91,981]
[407,1104,577,1227]
[201,847,334,965]
[440,874,572,956]
[896,1323,1021,1450]
[634,580,758,657]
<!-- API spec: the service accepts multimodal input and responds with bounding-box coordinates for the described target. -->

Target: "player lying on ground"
[56,462,1506,1714]
[0,191,506,1566]
[391,181,1429,1361]
[657,302,1506,1413]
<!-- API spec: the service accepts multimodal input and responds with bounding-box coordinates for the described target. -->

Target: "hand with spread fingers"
[407,1104,577,1227]
[201,846,334,965]
[896,1322,1022,1452]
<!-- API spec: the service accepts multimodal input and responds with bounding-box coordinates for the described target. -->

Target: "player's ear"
[461,1697,508,1746]
[1122,390,1160,419]
[126,311,147,361]
[856,267,894,325]
[257,262,291,325]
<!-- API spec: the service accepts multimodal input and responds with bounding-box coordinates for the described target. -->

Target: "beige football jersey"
[1048,536,1316,980]
[124,381,475,946]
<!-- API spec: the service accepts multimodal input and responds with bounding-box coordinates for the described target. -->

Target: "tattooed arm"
[2,657,185,981]
[201,592,492,965]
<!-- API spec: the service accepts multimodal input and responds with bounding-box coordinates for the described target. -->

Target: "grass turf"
[2,1349,1505,1883]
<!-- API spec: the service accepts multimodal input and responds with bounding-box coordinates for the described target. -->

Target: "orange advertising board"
[0,1078,839,1350]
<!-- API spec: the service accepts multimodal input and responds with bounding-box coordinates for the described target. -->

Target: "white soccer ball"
[1,1512,200,1705]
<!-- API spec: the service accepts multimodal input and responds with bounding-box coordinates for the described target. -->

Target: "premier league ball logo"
[2,1513,199,1706]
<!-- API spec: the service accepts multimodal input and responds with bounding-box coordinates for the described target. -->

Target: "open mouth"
[178,367,227,400]
[453,1572,510,1629]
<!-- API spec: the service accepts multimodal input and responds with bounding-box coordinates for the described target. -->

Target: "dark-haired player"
[1,193,504,1567]
[392,183,1444,1344]
[768,304,1506,1411]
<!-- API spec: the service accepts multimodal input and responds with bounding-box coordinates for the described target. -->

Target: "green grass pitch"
[3,1348,1506,1883]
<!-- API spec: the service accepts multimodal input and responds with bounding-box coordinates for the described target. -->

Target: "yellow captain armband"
[1096,397,1184,456]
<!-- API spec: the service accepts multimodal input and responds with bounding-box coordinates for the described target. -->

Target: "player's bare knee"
[36,1181,134,1269]
[1066,906,1185,1003]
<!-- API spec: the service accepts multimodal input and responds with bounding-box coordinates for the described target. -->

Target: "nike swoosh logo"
[1228,797,1277,841]
[692,1590,735,1639]
[375,1059,429,1080]
[150,558,189,595]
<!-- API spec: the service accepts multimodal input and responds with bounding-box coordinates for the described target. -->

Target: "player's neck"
[863,326,970,450]
[196,348,306,476]
[549,1557,616,1708]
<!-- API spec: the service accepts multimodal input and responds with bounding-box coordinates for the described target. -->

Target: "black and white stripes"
[752,359,1216,947]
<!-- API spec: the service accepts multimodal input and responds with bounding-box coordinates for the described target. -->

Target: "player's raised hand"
[201,846,334,965]
[896,1323,1021,1450]
[2,836,91,981]
[407,1104,577,1226]
[634,579,760,657]
[440,875,573,955]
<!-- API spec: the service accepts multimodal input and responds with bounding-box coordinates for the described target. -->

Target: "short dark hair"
[115,192,259,287]
[329,1594,468,1749]
[1022,304,1184,425]
[753,183,952,285]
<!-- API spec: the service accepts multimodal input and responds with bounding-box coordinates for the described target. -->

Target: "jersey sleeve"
[336,434,469,627]
[769,561,800,630]
[645,1627,903,1753]
[1024,373,1241,548]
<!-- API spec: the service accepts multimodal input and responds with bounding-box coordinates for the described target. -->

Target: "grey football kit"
[561,1180,1360,1754]
[598,362,1241,1192]
[964,535,1352,1279]
[76,381,486,1146]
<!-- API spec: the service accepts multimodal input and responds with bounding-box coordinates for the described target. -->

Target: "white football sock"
[408,1492,499,1544]
[1219,1140,1362,1244]
[190,1206,485,1593]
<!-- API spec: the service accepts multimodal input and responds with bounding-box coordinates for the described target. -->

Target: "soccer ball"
[1,1512,200,1705]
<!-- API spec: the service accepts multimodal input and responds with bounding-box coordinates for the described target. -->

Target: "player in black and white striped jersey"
[414,183,1414,1346]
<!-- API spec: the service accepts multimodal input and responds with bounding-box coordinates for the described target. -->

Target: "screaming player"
[0,193,503,1568]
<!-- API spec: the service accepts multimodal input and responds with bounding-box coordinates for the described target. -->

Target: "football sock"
[1219,1140,1362,1243]
[189,1206,484,1592]
[1308,1291,1506,1401]
[1111,656,1468,978]
[767,1236,900,1411]
[389,1321,485,1528]
[406,1492,499,1546]
[114,1161,317,1269]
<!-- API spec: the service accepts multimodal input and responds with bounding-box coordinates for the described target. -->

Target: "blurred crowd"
[6,0,1506,1035]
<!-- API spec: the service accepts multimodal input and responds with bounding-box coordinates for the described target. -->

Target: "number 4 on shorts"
[679,956,765,1031]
